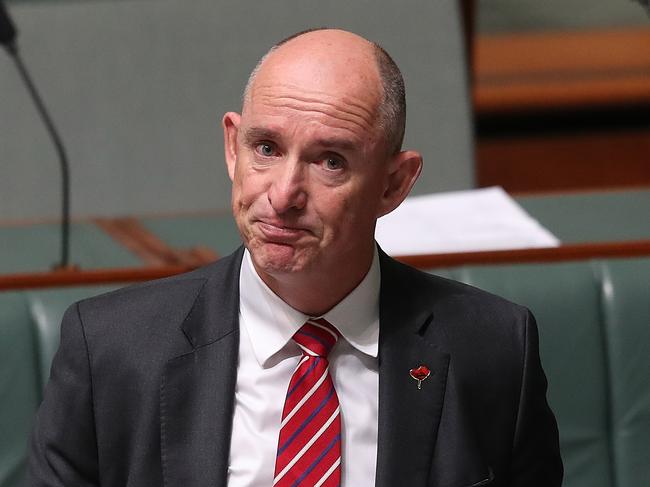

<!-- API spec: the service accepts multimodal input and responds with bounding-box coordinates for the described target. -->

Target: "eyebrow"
[313,137,358,153]
[242,127,280,145]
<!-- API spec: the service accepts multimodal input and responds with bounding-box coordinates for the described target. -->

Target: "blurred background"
[1,1,649,486]
[1,0,645,221]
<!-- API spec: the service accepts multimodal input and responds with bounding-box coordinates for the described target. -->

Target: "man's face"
[223,49,391,283]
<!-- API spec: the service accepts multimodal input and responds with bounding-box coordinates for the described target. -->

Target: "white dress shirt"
[227,249,380,486]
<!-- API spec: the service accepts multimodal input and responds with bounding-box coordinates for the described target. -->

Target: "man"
[29,29,562,486]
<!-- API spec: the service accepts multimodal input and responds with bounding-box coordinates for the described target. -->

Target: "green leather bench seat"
[432,257,650,487]
[2,257,649,486]
[602,260,650,486]
[516,189,650,243]
[0,286,117,487]
[0,223,140,274]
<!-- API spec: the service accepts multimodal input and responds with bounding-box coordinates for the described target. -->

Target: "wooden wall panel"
[473,27,650,193]
[477,130,650,193]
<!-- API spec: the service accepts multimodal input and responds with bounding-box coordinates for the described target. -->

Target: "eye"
[323,156,345,171]
[255,142,276,157]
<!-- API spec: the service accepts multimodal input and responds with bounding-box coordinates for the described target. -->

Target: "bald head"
[243,29,406,155]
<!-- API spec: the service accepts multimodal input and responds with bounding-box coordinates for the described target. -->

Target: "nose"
[267,159,307,214]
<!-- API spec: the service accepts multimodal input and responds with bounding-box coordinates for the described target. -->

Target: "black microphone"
[634,0,650,15]
[1,0,74,270]
[0,0,17,52]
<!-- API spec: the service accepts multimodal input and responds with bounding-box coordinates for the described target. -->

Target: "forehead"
[246,82,379,141]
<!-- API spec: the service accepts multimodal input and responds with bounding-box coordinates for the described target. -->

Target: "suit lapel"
[376,251,492,487]
[160,249,243,487]
[375,252,450,487]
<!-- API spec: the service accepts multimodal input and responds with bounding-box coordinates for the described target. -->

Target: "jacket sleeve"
[509,310,563,485]
[28,302,99,486]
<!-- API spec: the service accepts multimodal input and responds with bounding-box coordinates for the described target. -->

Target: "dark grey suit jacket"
[29,247,562,486]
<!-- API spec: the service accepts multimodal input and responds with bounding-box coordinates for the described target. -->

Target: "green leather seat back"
[516,189,650,244]
[0,286,116,487]
[28,287,117,388]
[0,293,41,487]
[430,262,614,487]
[600,258,650,487]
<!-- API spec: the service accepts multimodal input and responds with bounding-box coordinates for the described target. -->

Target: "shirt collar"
[239,248,380,367]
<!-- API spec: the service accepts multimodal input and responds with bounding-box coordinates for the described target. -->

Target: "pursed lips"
[256,220,311,242]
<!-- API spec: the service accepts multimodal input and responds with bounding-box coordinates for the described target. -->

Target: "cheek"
[233,170,265,210]
[332,185,383,232]
[318,192,358,234]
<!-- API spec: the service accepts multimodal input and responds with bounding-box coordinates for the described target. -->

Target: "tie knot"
[293,318,340,358]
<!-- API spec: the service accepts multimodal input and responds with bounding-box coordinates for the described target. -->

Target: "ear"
[377,150,422,218]
[222,112,241,181]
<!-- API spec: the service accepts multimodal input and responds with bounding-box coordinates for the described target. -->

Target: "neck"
[254,248,375,316]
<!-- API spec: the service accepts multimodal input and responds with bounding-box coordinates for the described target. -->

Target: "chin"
[249,242,314,276]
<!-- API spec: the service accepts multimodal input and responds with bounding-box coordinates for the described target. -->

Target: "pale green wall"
[0,0,474,221]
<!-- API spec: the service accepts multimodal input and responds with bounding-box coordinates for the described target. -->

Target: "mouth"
[256,220,310,243]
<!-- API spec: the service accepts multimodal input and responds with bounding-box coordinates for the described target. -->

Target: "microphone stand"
[3,40,73,270]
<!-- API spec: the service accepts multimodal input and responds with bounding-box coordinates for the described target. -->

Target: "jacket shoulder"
[74,248,243,337]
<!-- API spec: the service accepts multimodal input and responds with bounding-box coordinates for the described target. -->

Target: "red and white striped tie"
[273,318,342,487]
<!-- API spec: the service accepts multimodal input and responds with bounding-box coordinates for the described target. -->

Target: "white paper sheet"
[376,187,560,255]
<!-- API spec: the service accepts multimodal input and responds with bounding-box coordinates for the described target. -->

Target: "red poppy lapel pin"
[409,365,431,390]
